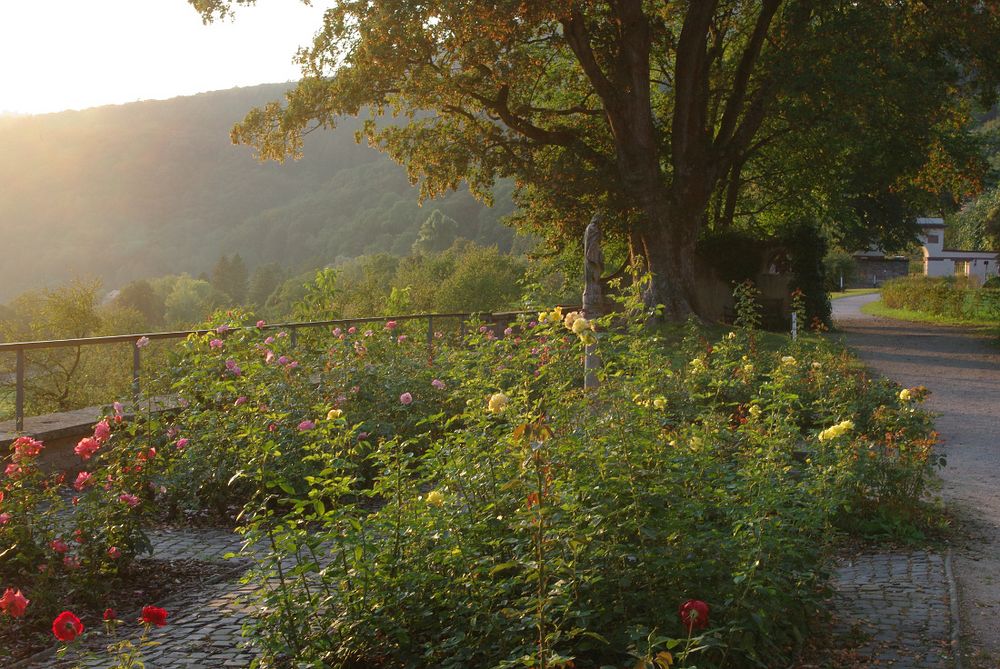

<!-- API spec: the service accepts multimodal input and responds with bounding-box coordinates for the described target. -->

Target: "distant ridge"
[0,83,513,301]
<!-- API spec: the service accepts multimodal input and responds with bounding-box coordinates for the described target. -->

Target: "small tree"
[412,210,461,255]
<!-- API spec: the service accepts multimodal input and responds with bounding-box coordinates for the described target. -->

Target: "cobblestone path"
[830,551,955,667]
[26,528,260,669]
[831,292,1000,668]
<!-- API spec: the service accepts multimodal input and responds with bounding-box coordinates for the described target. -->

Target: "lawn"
[861,299,998,329]
[829,288,881,300]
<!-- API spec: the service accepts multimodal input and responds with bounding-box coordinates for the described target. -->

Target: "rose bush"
[3,273,941,668]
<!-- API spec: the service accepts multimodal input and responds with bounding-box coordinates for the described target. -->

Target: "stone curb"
[946,548,962,669]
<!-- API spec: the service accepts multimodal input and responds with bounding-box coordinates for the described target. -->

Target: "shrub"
[0,420,152,652]
[881,276,1000,322]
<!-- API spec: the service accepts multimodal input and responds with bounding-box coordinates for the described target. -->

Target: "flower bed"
[2,281,940,668]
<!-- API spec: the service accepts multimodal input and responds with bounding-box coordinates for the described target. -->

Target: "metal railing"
[0,307,570,433]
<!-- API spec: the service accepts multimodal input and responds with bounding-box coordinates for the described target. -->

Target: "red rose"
[0,588,29,617]
[140,605,168,627]
[52,610,84,641]
[103,608,116,621]
[679,599,710,632]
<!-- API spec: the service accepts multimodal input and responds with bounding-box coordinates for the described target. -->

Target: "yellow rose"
[571,316,591,334]
[748,405,761,418]
[563,311,581,330]
[653,397,667,410]
[488,392,509,413]
[811,361,822,370]
[781,355,797,365]
[425,490,445,507]
[899,388,911,402]
[326,409,343,421]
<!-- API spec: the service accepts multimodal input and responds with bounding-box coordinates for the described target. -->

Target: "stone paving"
[829,550,956,667]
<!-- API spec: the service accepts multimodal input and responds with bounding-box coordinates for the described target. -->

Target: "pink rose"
[74,437,100,461]
[0,513,11,525]
[264,336,275,345]
[4,463,21,479]
[93,419,111,444]
[234,396,247,406]
[107,546,121,559]
[12,436,43,462]
[135,336,150,349]
[209,338,224,350]
[364,329,373,337]
[432,379,446,390]
[397,335,408,343]
[175,438,189,450]
[113,401,124,416]
[298,420,316,431]
[51,539,69,554]
[225,359,242,376]
[332,327,342,336]
[400,392,413,405]
[256,320,266,328]
[348,326,357,334]
[73,471,92,491]
[278,355,290,366]
[265,350,275,364]
[119,493,140,508]
[385,320,397,330]
[216,324,230,334]
[0,588,29,618]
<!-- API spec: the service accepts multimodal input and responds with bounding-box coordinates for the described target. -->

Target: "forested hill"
[0,83,515,301]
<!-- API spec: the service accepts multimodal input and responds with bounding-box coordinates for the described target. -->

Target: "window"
[954,260,969,276]
[926,234,940,244]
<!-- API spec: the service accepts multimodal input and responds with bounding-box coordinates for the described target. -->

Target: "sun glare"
[0,0,329,115]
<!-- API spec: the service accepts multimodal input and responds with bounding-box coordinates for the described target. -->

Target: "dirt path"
[834,293,1000,667]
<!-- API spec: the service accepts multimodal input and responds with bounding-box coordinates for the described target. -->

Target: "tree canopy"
[193,0,1000,318]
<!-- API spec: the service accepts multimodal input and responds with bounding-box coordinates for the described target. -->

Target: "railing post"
[427,315,434,360]
[15,348,24,432]
[290,327,298,349]
[132,343,141,402]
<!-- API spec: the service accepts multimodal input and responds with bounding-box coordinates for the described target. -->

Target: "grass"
[860,299,998,329]
[829,288,881,300]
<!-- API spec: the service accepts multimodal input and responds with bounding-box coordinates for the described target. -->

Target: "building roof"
[916,217,945,228]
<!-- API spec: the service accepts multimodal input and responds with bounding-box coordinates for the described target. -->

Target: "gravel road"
[833,293,1000,668]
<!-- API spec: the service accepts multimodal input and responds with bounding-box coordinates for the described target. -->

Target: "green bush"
[113,285,931,668]
[881,276,1000,322]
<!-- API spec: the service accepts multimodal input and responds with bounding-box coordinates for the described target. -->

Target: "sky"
[0,0,331,115]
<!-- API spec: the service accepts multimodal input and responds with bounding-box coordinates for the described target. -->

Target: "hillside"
[0,84,515,301]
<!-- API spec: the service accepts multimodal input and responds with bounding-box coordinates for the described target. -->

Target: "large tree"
[191,0,1000,318]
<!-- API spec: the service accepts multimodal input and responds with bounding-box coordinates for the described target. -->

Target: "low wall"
[0,406,104,473]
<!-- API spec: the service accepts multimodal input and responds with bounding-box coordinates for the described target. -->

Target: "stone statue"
[583,213,604,319]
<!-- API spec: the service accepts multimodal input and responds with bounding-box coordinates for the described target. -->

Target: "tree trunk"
[629,194,702,321]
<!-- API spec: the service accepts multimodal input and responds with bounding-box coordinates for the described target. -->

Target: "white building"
[917,217,999,284]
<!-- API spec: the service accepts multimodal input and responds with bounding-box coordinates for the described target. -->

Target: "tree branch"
[714,0,782,151]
